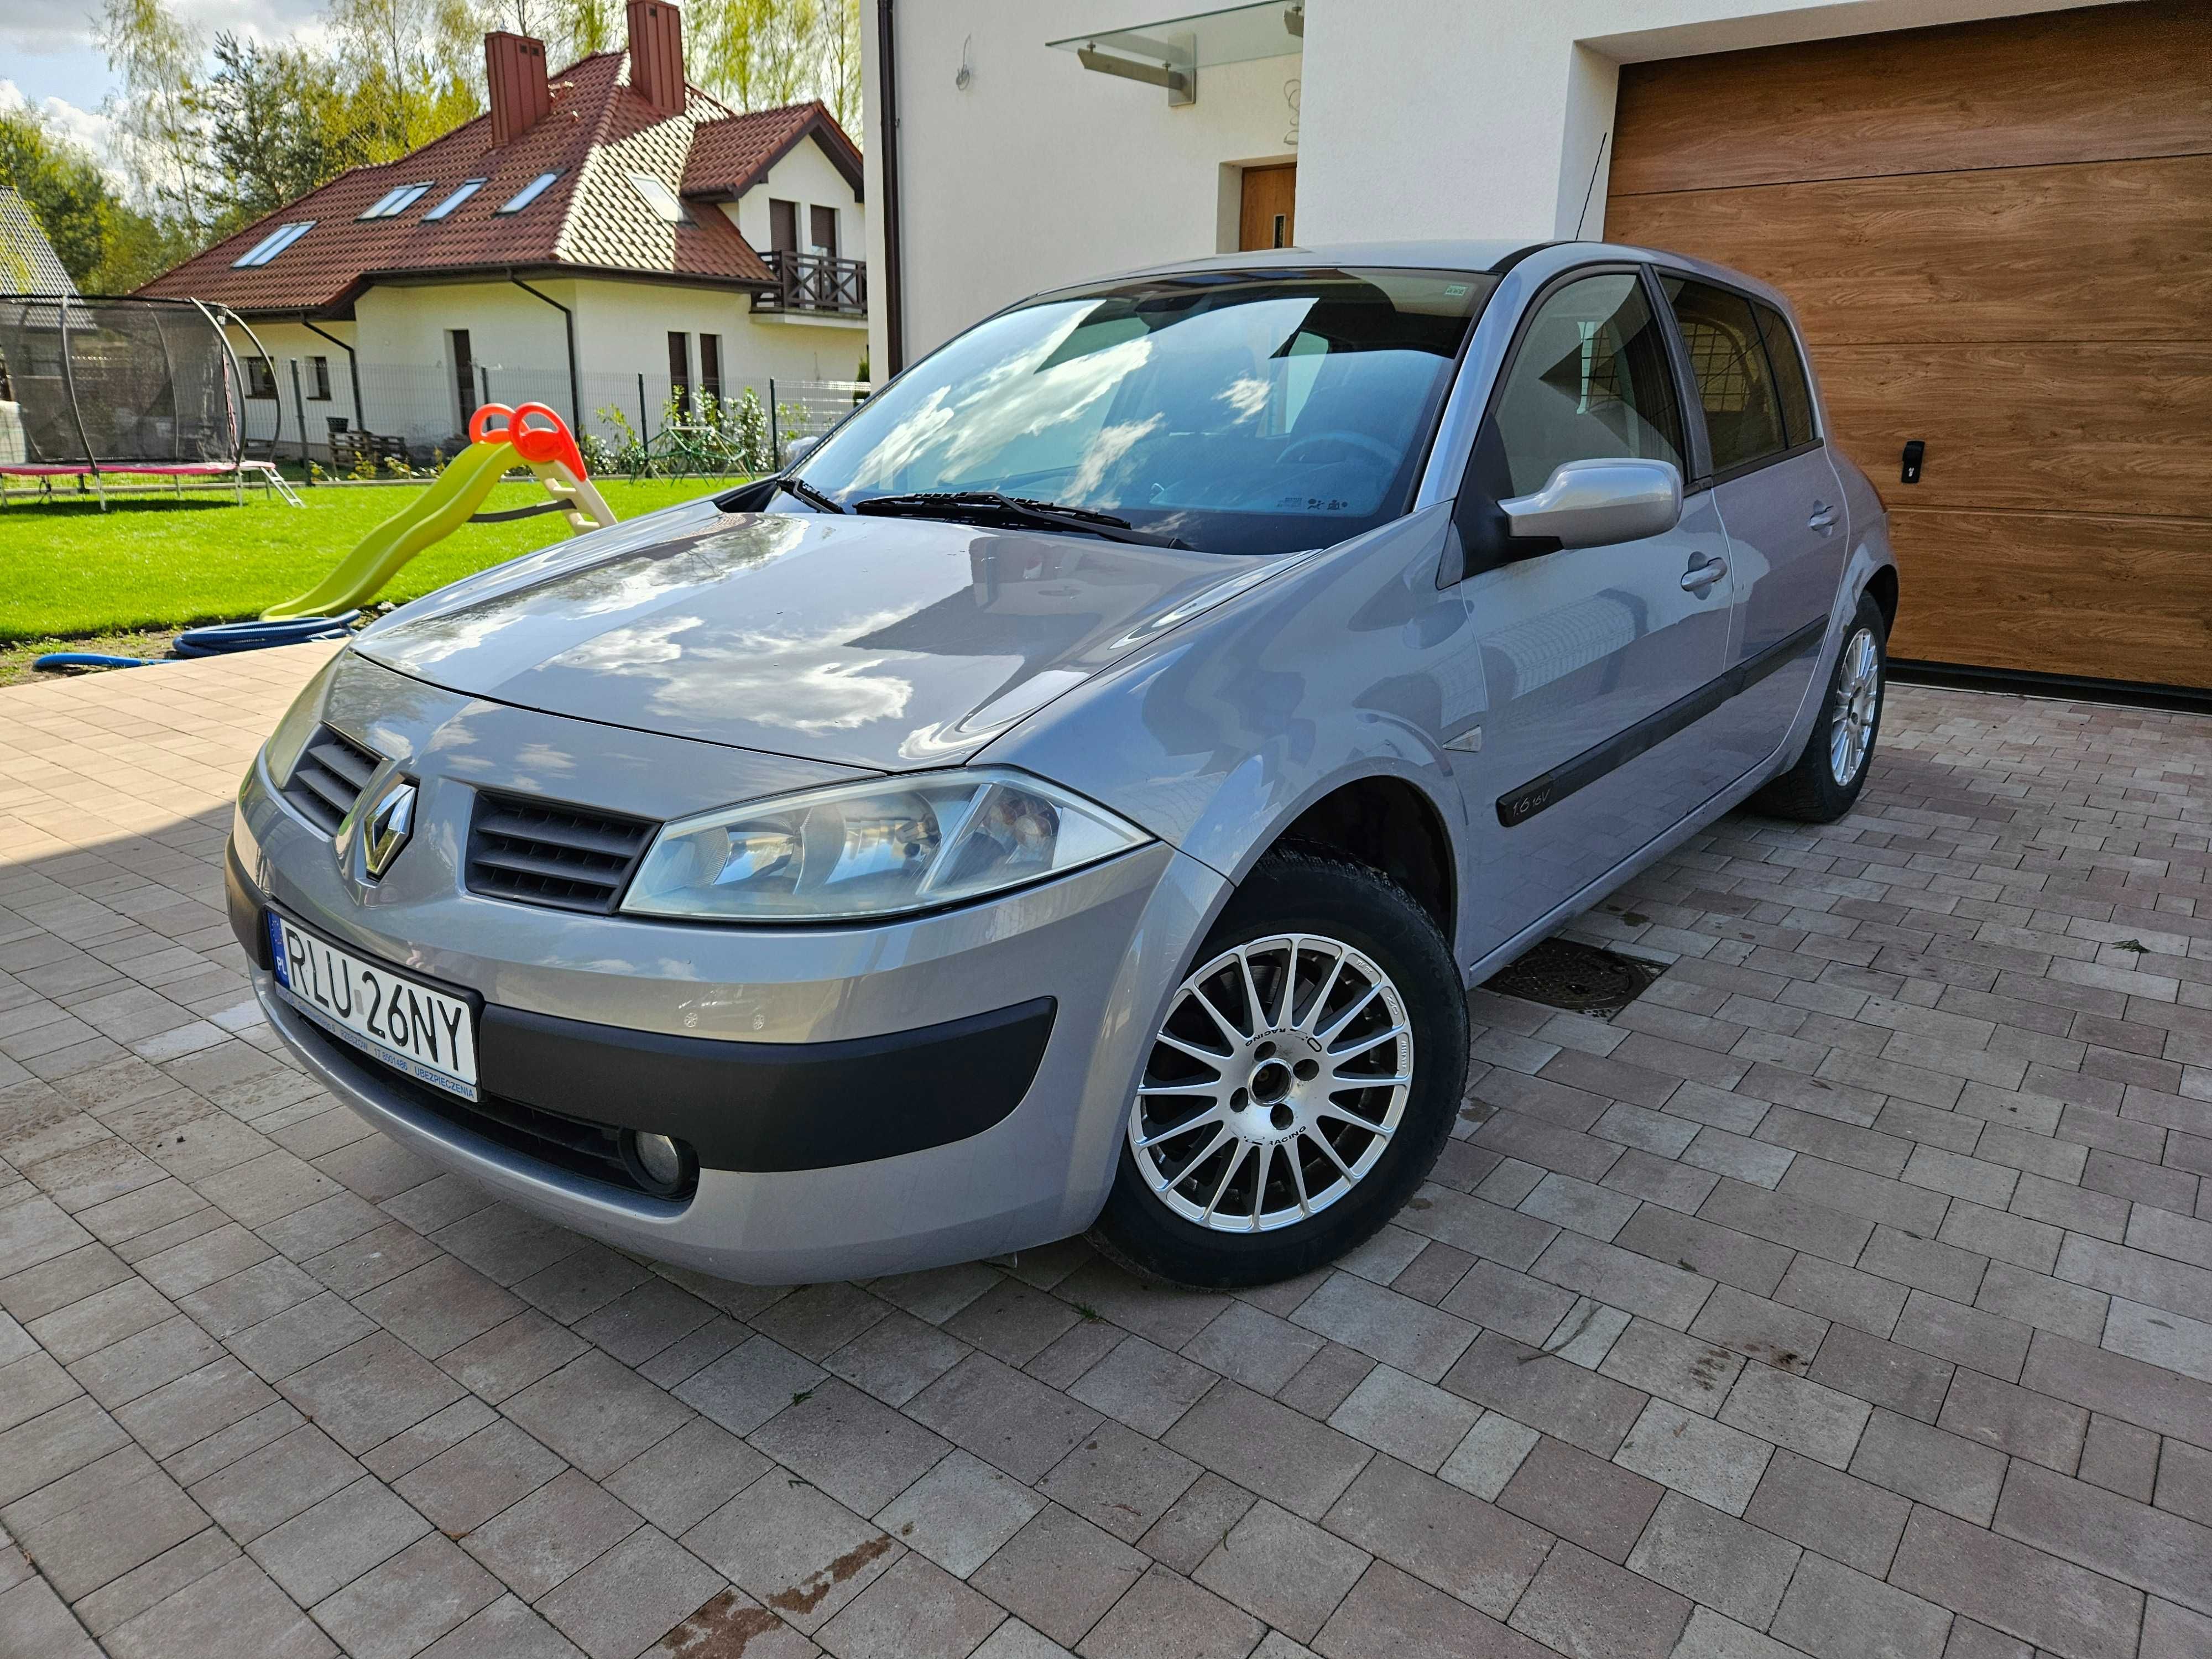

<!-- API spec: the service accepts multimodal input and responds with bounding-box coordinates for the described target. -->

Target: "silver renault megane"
[229,240,1897,1287]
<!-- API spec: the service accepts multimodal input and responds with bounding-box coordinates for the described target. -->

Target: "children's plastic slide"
[260,403,615,620]
[34,404,617,674]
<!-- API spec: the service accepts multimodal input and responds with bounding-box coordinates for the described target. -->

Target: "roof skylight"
[422,179,486,221]
[628,173,689,224]
[233,222,315,267]
[359,182,432,219]
[497,172,560,214]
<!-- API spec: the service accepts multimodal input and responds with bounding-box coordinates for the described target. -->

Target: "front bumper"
[231,661,1228,1282]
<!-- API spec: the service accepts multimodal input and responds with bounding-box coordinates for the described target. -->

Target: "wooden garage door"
[1604,2,2212,689]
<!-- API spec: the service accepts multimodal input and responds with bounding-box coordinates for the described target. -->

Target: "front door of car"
[1657,275,1851,779]
[1447,269,1740,964]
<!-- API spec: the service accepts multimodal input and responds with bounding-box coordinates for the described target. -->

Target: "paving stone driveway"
[3,644,2212,1659]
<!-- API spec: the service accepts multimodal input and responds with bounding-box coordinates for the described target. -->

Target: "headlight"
[620,768,1151,924]
[260,653,342,786]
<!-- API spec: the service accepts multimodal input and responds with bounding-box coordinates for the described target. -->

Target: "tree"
[326,0,486,161]
[203,34,371,234]
[810,0,860,129]
[0,106,189,292]
[100,0,210,236]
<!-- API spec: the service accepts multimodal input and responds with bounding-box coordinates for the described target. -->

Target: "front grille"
[282,726,379,834]
[288,1011,688,1202]
[466,790,657,915]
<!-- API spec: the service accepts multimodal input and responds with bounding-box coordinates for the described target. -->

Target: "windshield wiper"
[777,474,846,514]
[853,491,1190,549]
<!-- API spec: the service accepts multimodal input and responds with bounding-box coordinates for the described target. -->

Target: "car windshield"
[788,267,1499,555]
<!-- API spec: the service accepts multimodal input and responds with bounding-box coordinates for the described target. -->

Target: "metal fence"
[238,361,870,477]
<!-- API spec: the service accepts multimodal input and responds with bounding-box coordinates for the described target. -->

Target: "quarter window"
[1751,301,1817,447]
[1491,273,1686,498]
[1661,277,1788,474]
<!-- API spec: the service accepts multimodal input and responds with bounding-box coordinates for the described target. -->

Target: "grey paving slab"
[15,665,2212,1659]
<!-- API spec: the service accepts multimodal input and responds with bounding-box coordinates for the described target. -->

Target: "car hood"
[355,503,1285,771]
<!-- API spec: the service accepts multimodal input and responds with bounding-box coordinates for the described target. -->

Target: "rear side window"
[1492,272,1686,497]
[1751,301,1817,447]
[1660,276,1788,475]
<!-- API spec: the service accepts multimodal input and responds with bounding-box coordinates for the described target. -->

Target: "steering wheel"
[1280,430,1399,468]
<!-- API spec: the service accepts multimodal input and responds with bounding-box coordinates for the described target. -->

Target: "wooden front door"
[1240,164,1297,252]
[1605,2,2212,688]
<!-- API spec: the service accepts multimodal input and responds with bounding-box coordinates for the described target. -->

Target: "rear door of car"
[1447,265,1743,962]
[1656,274,1850,777]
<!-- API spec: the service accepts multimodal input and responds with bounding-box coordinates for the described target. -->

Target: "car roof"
[1107,239,1800,321]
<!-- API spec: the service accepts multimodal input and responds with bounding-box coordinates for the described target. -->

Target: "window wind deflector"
[360,182,431,219]
[233,222,315,266]
[497,172,560,214]
[853,491,1191,549]
[422,179,486,221]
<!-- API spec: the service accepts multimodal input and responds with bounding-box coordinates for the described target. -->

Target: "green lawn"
[0,477,739,643]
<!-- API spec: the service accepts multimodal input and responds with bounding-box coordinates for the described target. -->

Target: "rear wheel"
[1094,846,1467,1287]
[1749,592,1886,823]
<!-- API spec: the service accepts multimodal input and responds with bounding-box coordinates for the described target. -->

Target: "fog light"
[622,1130,693,1197]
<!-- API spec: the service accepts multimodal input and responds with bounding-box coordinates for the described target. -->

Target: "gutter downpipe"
[299,315,364,434]
[875,0,906,375]
[510,275,583,430]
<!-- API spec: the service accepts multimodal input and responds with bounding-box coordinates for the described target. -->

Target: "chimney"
[485,32,551,147]
[626,0,686,117]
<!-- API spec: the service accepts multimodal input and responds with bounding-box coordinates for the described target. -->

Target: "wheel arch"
[1260,773,1457,943]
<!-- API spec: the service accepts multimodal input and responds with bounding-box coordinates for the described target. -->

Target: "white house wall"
[863,0,2111,371]
[726,136,868,262]
[862,0,1300,373]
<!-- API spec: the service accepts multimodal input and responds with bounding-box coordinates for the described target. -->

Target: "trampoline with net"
[0,294,301,508]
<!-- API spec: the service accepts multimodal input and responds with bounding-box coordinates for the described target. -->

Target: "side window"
[1751,301,1817,447]
[1660,277,1788,474]
[1492,272,1685,498]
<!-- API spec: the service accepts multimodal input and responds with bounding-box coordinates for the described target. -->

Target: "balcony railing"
[755,251,867,317]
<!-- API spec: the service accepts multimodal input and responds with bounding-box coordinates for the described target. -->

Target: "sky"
[1,0,325,176]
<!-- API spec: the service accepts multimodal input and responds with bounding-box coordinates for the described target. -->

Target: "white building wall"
[863,0,2110,373]
[726,136,869,262]
[863,0,1300,375]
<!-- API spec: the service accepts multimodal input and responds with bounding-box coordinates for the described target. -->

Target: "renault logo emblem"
[359,779,416,881]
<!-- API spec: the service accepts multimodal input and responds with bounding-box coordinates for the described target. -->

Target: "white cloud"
[0,80,131,189]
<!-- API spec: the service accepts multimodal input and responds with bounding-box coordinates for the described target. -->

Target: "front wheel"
[1749,592,1887,823]
[1093,846,1467,1287]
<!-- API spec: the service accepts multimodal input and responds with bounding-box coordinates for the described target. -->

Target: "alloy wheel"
[1127,932,1413,1233]
[1828,626,1881,786]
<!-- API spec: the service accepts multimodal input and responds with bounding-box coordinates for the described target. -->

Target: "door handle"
[1681,554,1728,593]
[1808,503,1838,535]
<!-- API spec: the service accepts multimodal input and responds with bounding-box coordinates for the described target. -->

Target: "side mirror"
[781,434,822,466]
[1499,458,1682,550]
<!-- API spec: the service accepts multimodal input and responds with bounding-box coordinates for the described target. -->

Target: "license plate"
[267,911,478,1099]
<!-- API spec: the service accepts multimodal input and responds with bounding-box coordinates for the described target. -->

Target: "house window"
[667,331,691,415]
[233,222,314,267]
[628,173,690,225]
[244,357,278,399]
[809,205,838,259]
[497,172,560,214]
[769,199,798,255]
[700,335,722,403]
[423,179,485,221]
[451,329,478,425]
[309,357,332,400]
[359,182,432,219]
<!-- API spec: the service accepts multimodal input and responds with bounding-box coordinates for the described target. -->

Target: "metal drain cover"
[1483,937,1664,1018]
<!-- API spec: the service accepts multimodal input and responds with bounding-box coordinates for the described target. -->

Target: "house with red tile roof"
[139,0,865,457]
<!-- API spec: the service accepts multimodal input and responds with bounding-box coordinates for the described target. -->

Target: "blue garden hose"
[32,612,359,672]
[173,613,360,656]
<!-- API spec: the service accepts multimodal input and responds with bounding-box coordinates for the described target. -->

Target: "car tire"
[1749,592,1887,824]
[1092,843,1468,1288]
